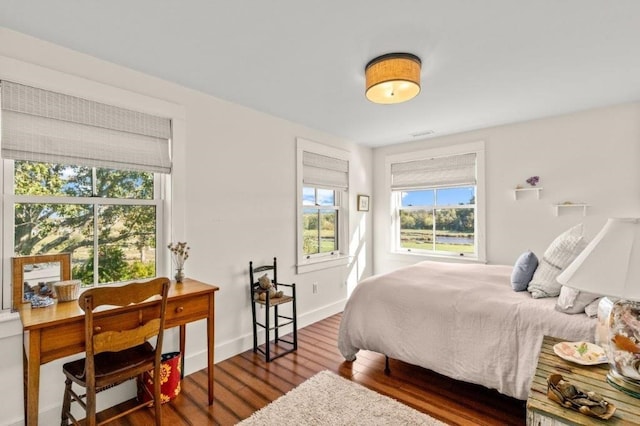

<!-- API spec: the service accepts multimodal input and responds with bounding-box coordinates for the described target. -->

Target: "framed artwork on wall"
[357,195,370,212]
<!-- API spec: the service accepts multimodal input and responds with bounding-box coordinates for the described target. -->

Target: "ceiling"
[1,1,639,147]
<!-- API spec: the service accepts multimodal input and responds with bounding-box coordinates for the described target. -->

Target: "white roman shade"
[302,151,349,190]
[1,81,172,173]
[391,152,476,190]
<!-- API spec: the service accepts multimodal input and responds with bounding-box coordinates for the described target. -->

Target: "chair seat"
[63,342,155,386]
[254,295,294,306]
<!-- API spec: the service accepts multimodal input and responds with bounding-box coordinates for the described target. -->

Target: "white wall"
[0,28,373,425]
[373,102,640,274]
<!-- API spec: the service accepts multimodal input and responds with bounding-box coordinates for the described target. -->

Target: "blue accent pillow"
[511,251,539,291]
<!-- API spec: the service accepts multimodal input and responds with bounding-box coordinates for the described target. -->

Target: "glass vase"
[605,299,640,398]
[175,268,185,283]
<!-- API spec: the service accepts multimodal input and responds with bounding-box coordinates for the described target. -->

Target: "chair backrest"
[249,257,278,292]
[79,277,170,358]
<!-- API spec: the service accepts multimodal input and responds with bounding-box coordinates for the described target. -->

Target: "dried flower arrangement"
[526,176,540,186]
[168,242,190,270]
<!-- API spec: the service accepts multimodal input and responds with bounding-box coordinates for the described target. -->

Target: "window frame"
[3,159,166,288]
[302,186,341,258]
[386,141,486,263]
[296,138,350,274]
[395,186,477,256]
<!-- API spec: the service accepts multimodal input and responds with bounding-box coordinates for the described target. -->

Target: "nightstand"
[527,336,640,425]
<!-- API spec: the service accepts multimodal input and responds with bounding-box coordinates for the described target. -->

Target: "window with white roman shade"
[296,137,350,273]
[386,141,485,262]
[0,79,179,310]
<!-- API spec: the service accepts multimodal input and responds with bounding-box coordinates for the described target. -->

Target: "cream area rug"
[237,370,446,425]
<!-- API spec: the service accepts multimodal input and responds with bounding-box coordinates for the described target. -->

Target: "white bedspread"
[337,261,596,400]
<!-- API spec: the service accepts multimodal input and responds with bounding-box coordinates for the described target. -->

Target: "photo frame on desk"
[357,195,370,212]
[12,253,71,310]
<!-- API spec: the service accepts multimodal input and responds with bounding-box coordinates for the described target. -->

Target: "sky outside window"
[402,187,474,207]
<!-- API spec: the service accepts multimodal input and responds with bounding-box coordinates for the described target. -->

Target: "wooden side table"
[527,336,640,425]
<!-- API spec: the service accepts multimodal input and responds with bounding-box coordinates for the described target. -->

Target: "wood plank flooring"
[109,313,526,425]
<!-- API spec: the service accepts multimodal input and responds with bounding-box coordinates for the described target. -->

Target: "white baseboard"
[184,298,346,374]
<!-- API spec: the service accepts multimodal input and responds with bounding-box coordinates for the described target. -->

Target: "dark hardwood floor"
[109,313,526,425]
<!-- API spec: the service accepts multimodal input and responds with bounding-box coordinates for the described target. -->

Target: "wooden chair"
[60,277,170,426]
[249,257,297,362]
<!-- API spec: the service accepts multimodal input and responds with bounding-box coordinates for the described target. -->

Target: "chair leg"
[265,303,271,362]
[61,378,72,426]
[274,305,279,342]
[251,296,258,353]
[86,385,97,426]
[153,366,163,425]
[293,302,298,351]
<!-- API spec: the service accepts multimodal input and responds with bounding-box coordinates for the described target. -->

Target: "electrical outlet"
[313,282,318,294]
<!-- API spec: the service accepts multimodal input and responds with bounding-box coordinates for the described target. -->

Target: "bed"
[337,260,597,400]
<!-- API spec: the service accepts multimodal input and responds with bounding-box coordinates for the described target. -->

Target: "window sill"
[389,250,486,264]
[0,311,22,339]
[296,254,350,274]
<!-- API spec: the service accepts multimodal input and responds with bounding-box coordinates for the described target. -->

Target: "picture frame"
[12,253,72,310]
[357,194,370,212]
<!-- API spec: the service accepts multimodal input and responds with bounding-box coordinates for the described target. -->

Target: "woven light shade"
[365,53,421,104]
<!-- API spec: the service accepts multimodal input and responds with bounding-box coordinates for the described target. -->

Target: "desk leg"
[207,293,214,405]
[179,324,186,380]
[25,329,41,426]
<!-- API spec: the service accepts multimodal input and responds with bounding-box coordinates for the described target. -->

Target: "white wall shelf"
[513,187,543,200]
[553,203,590,216]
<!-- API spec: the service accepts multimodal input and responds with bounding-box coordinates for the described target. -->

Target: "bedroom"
[0,1,639,425]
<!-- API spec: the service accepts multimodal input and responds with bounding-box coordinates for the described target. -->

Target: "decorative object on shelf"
[547,374,616,420]
[357,194,370,212]
[365,53,421,104]
[526,176,540,186]
[168,241,190,283]
[557,218,640,398]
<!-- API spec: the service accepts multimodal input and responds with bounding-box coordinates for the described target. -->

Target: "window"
[1,80,172,308]
[296,138,350,273]
[388,142,485,261]
[397,186,475,254]
[303,187,340,256]
[10,160,162,286]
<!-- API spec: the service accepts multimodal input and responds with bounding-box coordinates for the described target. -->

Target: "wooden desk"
[17,278,219,426]
[527,335,640,425]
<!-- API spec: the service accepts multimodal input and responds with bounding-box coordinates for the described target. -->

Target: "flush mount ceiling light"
[365,53,421,104]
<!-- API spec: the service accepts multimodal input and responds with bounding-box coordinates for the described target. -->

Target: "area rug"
[237,370,446,425]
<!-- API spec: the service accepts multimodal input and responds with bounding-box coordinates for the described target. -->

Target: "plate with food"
[553,341,607,365]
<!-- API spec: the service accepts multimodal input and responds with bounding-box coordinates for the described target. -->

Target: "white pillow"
[584,297,603,318]
[555,285,601,314]
[527,224,588,299]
